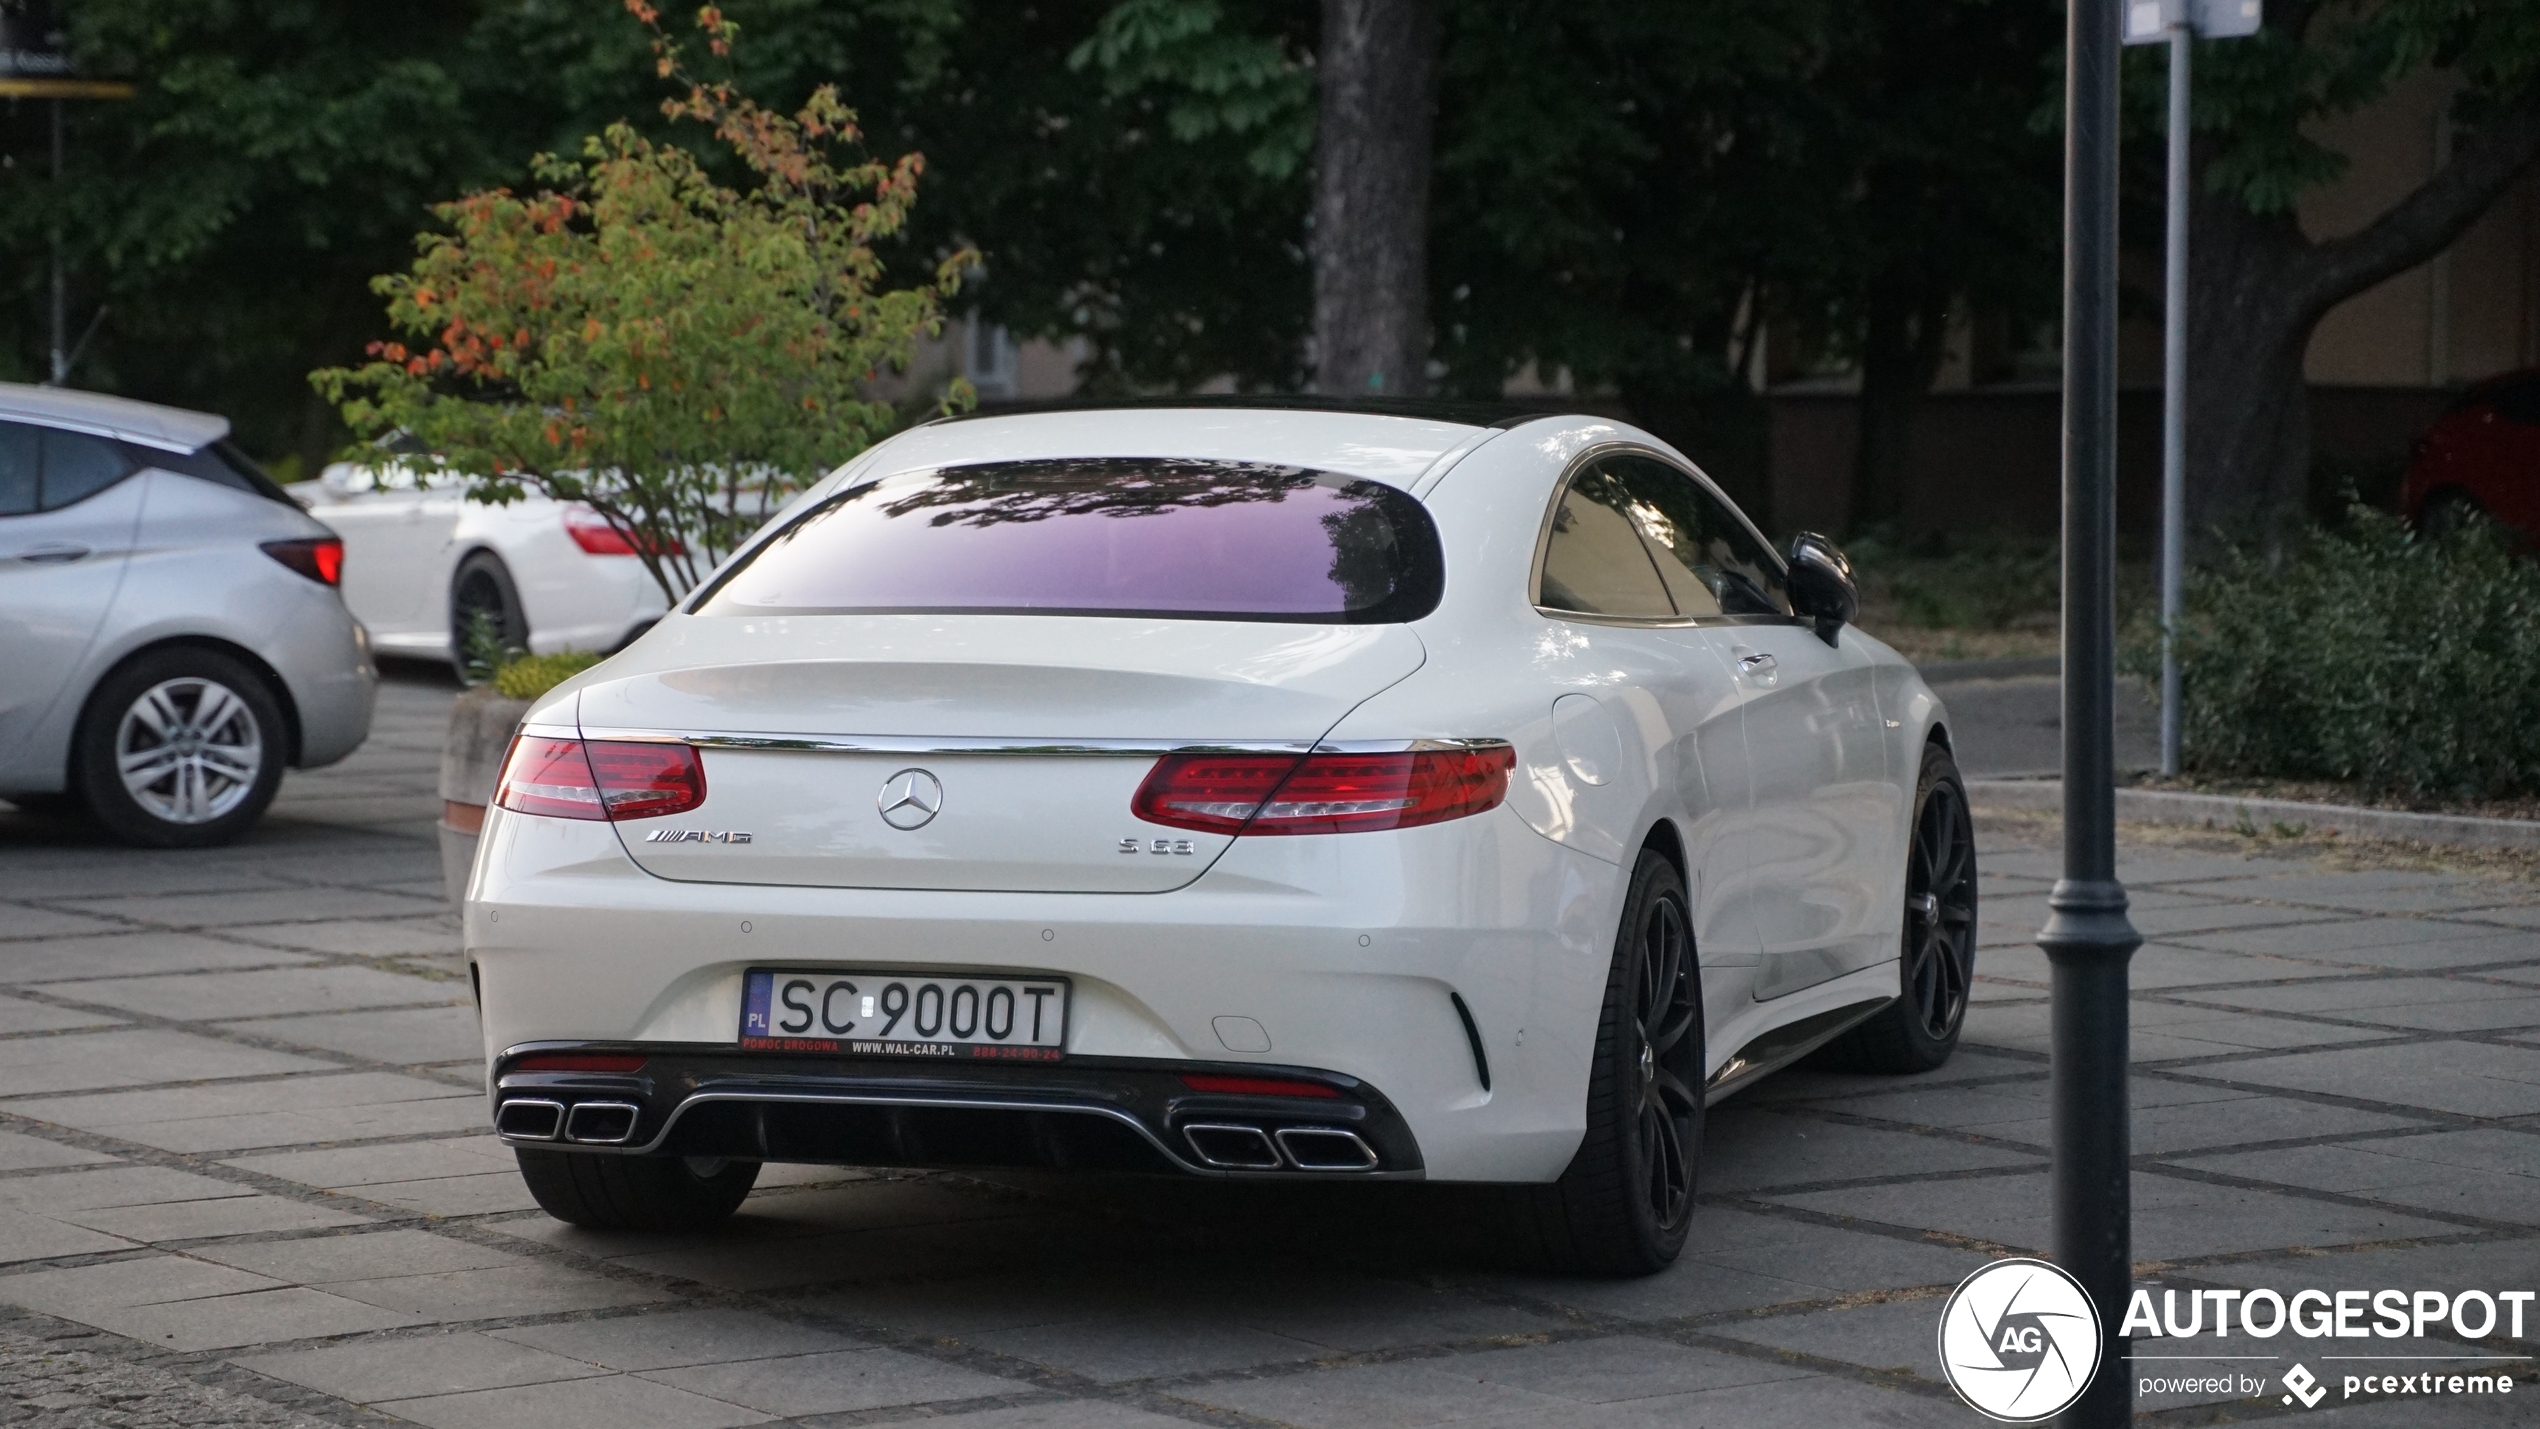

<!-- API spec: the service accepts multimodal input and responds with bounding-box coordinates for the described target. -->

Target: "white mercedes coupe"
[468,403,1976,1274]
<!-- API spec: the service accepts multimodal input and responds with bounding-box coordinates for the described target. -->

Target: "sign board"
[0,1,131,98]
[2125,0,2262,44]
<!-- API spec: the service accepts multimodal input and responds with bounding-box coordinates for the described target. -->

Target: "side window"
[0,422,35,516]
[1601,456,1791,618]
[1537,465,1678,619]
[40,430,135,510]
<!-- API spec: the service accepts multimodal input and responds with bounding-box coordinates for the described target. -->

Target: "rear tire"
[2415,489,2483,542]
[1517,851,1704,1275]
[515,1149,759,1232]
[451,552,528,681]
[1815,741,1977,1074]
[71,647,287,849]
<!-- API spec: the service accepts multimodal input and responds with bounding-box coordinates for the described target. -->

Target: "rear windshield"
[694,458,1444,623]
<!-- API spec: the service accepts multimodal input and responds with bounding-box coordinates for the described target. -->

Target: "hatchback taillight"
[1133,743,1513,836]
[494,737,705,821]
[261,537,344,585]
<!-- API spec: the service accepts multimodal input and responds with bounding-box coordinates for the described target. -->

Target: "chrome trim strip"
[1702,996,1893,1107]
[574,730,1514,758]
[578,729,1318,757]
[500,1088,1424,1181]
[519,722,580,742]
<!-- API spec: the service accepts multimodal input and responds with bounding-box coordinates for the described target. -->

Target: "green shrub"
[491,651,606,702]
[2130,509,2540,799]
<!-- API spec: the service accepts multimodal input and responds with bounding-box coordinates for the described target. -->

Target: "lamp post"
[2040,0,2142,1423]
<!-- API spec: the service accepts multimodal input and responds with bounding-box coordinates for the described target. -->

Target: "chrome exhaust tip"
[1183,1122,1282,1170]
[495,1098,564,1141]
[1274,1126,1379,1171]
[564,1101,641,1145]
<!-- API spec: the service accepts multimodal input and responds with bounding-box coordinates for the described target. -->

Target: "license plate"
[740,970,1067,1061]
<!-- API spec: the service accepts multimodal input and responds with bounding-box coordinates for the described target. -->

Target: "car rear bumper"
[488,1044,1424,1178]
[467,802,1627,1182]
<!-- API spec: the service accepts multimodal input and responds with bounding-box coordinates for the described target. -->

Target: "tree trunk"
[2183,194,2314,550]
[1311,0,1437,397]
[1847,274,1952,536]
[2185,104,2540,552]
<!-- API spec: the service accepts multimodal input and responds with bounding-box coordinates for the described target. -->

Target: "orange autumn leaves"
[314,2,974,603]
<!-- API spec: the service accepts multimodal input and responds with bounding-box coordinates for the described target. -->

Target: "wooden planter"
[439,687,531,904]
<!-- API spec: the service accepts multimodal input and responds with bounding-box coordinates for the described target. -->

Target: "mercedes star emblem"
[877,768,944,830]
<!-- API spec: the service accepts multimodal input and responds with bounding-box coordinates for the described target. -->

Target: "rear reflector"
[1134,743,1513,836]
[1179,1073,1341,1099]
[261,537,344,585]
[494,737,705,822]
[510,1052,649,1073]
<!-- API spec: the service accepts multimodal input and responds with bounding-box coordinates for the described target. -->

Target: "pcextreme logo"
[1937,1259,2103,1422]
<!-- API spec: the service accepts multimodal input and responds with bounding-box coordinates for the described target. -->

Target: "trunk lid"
[579,615,1424,891]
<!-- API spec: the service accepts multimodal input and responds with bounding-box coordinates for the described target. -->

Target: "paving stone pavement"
[0,666,2535,1426]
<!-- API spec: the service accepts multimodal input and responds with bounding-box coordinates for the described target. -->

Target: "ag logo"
[1937,1258,2102,1422]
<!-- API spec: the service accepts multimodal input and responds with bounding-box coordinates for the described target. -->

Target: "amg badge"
[644,829,753,844]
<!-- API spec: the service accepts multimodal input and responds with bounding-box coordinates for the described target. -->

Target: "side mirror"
[1785,532,1857,646]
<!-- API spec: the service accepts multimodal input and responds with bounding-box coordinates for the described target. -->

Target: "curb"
[1965,779,2540,853]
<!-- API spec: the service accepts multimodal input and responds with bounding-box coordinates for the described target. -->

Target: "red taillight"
[1179,1073,1341,1099]
[1129,752,1306,834]
[563,506,682,557]
[1132,743,1513,836]
[511,1052,648,1073]
[494,737,705,821]
[262,537,344,585]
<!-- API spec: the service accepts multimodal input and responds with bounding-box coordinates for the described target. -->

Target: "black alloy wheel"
[1632,884,1703,1228]
[1521,851,1705,1275]
[1902,763,1977,1043]
[1818,741,1979,1073]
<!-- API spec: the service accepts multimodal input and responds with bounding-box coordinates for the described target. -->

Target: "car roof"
[0,381,229,453]
[872,403,1563,489]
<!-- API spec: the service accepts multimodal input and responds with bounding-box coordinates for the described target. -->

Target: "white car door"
[1598,456,1902,1002]
[0,423,147,775]
[1526,456,1762,1030]
[315,464,459,649]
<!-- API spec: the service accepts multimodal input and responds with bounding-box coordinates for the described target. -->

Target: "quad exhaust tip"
[564,1101,641,1145]
[1275,1126,1379,1171]
[495,1098,564,1140]
[1184,1122,1377,1172]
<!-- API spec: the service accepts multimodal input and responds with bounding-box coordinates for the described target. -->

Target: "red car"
[2403,370,2540,541]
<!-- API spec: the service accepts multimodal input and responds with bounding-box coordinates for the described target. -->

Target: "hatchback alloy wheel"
[115,676,265,825]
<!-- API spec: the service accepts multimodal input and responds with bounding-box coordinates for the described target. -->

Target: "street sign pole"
[4,2,137,386]
[2159,25,2189,775]
[2041,0,2141,1422]
[50,96,66,384]
[2132,0,2261,774]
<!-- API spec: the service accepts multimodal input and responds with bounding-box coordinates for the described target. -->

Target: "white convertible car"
[468,403,1974,1274]
[290,459,668,668]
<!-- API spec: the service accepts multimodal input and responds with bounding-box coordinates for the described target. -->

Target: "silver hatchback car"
[0,384,376,847]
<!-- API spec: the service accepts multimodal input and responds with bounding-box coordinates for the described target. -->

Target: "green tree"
[2173,0,2540,546]
[313,5,971,602]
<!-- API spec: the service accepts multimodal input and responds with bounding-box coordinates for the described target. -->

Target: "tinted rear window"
[697,458,1444,623]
